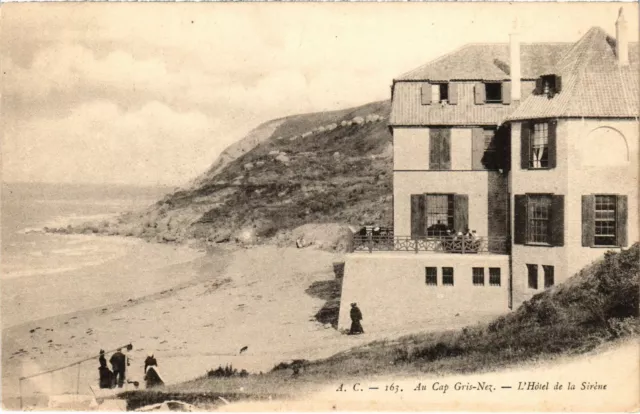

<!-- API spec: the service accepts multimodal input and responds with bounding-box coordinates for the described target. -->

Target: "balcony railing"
[352,234,510,254]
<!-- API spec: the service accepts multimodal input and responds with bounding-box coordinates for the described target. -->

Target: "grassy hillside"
[52,100,392,245]
[302,243,639,378]
[122,244,638,409]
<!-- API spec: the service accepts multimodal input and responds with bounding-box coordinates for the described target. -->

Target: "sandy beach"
[2,243,494,410]
[2,243,342,408]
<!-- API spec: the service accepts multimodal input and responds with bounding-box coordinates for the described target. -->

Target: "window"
[425,194,454,236]
[594,195,617,246]
[425,267,438,285]
[472,267,485,286]
[527,264,538,289]
[442,267,454,286]
[515,194,564,247]
[543,265,554,288]
[411,193,468,239]
[582,194,627,248]
[423,82,456,105]
[530,122,549,168]
[489,268,501,286]
[537,75,562,97]
[430,83,449,103]
[521,120,556,170]
[528,195,552,244]
[485,83,503,103]
[439,83,449,102]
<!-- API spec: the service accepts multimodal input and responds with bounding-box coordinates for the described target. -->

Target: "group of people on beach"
[98,347,164,390]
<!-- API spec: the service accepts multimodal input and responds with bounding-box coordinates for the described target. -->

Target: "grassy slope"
[123,244,639,408]
[299,243,639,378]
[57,100,392,244]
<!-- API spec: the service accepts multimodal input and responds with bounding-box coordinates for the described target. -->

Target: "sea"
[0,182,180,328]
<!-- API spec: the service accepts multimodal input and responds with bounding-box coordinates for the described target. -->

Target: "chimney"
[616,8,629,66]
[509,20,522,102]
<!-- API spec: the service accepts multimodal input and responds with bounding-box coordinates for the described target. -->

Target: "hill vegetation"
[49,100,392,246]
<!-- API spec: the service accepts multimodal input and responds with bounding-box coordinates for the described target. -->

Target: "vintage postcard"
[1,1,638,412]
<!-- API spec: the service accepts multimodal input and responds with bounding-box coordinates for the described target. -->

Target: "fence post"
[462,235,466,254]
[367,232,373,253]
[414,238,419,254]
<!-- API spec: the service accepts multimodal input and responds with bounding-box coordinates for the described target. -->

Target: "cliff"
[52,100,393,247]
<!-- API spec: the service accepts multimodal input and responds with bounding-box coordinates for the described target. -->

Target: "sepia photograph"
[1,1,639,411]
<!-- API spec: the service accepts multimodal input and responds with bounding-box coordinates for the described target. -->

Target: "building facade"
[338,10,638,333]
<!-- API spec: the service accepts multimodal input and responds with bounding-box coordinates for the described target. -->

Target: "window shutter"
[429,129,440,169]
[550,195,564,246]
[616,195,628,247]
[471,128,485,170]
[429,128,451,170]
[514,195,527,245]
[502,81,512,105]
[441,128,451,170]
[548,120,557,168]
[448,83,458,105]
[421,83,432,105]
[474,83,485,105]
[411,194,426,238]
[520,122,531,170]
[535,78,543,94]
[554,75,562,93]
[453,194,469,233]
[581,195,595,247]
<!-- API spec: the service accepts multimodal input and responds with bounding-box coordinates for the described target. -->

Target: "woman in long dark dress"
[98,350,114,389]
[144,353,164,389]
[349,303,364,334]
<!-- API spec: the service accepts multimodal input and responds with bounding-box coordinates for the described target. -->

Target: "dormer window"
[536,75,562,97]
[431,83,449,103]
[474,82,511,105]
[485,82,503,103]
[421,82,458,105]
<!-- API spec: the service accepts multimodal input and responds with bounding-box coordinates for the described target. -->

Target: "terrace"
[352,229,510,255]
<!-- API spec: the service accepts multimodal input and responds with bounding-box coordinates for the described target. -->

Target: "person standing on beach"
[349,303,364,335]
[98,350,107,368]
[144,352,164,389]
[98,349,114,389]
[109,348,127,388]
[144,353,157,374]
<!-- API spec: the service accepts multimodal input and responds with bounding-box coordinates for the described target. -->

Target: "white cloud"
[2,2,637,185]
[2,101,227,186]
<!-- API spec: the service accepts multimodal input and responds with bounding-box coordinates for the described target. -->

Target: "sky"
[1,2,638,186]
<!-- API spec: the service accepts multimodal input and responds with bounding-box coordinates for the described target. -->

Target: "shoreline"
[1,233,209,329]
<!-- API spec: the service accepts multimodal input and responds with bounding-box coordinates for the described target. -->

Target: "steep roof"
[396,43,572,81]
[508,27,639,120]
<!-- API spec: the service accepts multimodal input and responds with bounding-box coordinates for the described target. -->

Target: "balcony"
[352,233,510,255]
